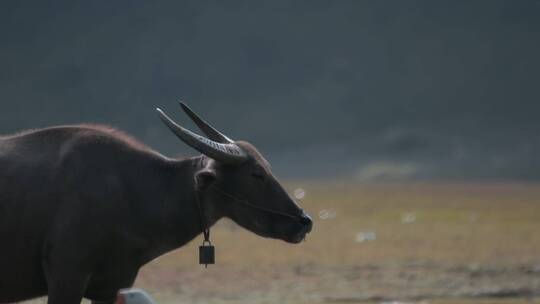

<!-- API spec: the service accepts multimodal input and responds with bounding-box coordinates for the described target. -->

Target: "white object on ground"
[355,231,377,242]
[400,212,416,224]
[116,288,156,304]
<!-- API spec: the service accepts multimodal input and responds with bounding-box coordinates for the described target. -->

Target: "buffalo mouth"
[241,211,313,244]
[284,223,312,244]
[285,213,313,243]
[286,232,307,244]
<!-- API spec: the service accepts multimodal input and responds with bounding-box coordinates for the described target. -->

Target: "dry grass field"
[24,182,540,304]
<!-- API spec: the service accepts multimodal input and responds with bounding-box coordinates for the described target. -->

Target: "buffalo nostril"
[299,214,313,232]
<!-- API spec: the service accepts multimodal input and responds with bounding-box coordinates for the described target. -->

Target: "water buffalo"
[0,103,312,304]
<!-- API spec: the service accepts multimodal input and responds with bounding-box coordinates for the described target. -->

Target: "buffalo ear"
[195,168,216,191]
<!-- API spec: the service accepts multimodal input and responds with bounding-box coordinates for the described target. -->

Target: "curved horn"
[156,108,247,163]
[179,102,233,143]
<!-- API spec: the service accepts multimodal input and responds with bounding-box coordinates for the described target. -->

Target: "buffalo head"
[157,103,312,244]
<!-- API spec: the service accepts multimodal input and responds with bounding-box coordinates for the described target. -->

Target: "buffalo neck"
[133,155,221,264]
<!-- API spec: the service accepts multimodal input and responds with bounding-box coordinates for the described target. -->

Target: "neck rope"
[210,185,300,220]
[193,184,301,244]
[194,188,210,244]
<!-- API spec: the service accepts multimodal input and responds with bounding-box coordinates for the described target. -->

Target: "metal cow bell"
[199,240,215,267]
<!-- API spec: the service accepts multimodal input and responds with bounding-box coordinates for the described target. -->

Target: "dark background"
[1,1,539,180]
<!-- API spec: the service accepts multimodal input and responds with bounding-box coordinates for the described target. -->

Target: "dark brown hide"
[0,123,311,304]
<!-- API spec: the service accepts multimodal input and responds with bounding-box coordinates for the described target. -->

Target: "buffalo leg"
[42,192,109,304]
[44,248,91,304]
[85,267,139,304]
[43,241,93,304]
[45,271,89,304]
[43,223,104,302]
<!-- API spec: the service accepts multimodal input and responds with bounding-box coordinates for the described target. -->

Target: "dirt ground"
[22,182,540,304]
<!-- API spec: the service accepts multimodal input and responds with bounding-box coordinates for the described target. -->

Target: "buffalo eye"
[251,172,265,181]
